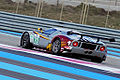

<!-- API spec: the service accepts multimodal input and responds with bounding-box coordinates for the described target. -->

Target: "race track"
[0,31,120,80]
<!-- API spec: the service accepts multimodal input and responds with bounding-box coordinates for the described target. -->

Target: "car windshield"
[44,29,57,35]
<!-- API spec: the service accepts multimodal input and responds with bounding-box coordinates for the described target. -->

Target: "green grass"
[0,0,120,29]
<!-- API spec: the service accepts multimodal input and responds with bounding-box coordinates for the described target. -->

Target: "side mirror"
[38,28,43,33]
[38,28,42,30]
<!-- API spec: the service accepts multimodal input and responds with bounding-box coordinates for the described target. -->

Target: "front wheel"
[52,38,61,54]
[20,32,33,49]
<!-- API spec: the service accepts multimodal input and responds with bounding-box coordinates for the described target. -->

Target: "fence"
[0,11,120,48]
[0,0,120,29]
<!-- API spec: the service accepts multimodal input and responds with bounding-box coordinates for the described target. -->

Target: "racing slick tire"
[20,32,33,49]
[52,38,61,54]
[91,57,103,63]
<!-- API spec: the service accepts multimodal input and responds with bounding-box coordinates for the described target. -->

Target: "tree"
[115,0,118,6]
[5,0,13,4]
[24,0,28,3]
[57,0,59,6]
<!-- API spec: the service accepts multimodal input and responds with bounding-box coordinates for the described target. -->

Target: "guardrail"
[0,11,120,48]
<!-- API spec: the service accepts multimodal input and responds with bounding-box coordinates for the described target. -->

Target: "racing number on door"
[30,33,40,45]
[33,34,40,45]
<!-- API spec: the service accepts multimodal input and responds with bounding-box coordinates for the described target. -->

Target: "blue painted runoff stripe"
[107,47,120,52]
[0,30,21,36]
[0,32,20,37]
[107,51,120,56]
[108,55,120,59]
[0,61,75,80]
[0,51,119,80]
[0,74,19,80]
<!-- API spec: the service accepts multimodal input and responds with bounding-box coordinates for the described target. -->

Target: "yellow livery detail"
[46,44,52,51]
[34,31,49,40]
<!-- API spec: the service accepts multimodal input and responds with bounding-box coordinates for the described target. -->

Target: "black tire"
[52,38,61,54]
[91,57,103,63]
[20,32,33,49]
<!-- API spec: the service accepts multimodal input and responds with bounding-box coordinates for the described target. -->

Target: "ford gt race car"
[20,28,115,63]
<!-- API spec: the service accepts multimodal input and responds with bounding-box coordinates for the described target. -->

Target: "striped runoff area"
[0,44,120,80]
[0,29,120,79]
[0,61,75,80]
[0,75,19,80]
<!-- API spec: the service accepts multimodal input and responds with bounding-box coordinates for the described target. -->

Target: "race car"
[20,28,115,63]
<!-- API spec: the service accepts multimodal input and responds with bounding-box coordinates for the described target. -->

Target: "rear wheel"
[52,38,61,54]
[20,32,33,49]
[91,57,103,63]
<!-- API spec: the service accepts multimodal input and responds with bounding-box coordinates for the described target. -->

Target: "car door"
[30,31,41,46]
[38,33,50,48]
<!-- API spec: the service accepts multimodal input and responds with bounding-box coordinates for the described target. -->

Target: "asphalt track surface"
[0,32,120,80]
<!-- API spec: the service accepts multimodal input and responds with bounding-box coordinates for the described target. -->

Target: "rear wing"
[67,31,115,42]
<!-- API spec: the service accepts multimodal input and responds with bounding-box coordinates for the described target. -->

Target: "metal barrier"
[0,11,120,48]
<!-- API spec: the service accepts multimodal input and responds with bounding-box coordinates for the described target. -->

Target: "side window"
[44,29,57,35]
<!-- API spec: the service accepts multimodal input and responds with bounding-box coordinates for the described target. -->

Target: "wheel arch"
[21,31,30,38]
[20,31,30,46]
[51,35,71,48]
[51,35,70,43]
